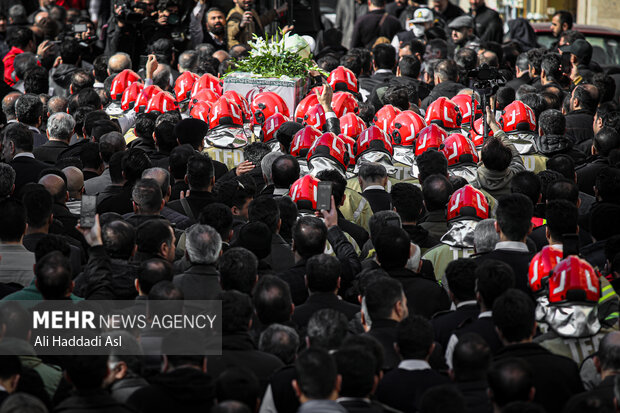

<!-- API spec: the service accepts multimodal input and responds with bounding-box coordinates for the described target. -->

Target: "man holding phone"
[226,0,288,47]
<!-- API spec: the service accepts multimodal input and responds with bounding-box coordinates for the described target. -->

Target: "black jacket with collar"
[292,292,360,328]
[419,209,448,240]
[431,302,479,350]
[475,248,535,297]
[97,182,134,215]
[565,108,595,146]
[454,315,503,353]
[264,233,296,273]
[359,70,395,96]
[277,259,308,306]
[33,140,69,164]
[10,155,49,196]
[455,380,493,413]
[564,374,615,411]
[506,72,531,91]
[337,210,369,252]
[55,389,135,413]
[470,4,503,43]
[364,319,400,371]
[173,263,222,300]
[402,224,440,255]
[421,80,463,109]
[385,267,450,319]
[494,342,584,413]
[576,155,609,196]
[167,190,218,220]
[362,188,392,213]
[535,134,586,165]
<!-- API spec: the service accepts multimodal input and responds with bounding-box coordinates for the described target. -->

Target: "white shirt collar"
[456,300,477,308]
[495,241,529,252]
[13,152,34,159]
[375,69,393,74]
[479,311,492,318]
[273,187,289,196]
[398,359,431,371]
[364,185,386,191]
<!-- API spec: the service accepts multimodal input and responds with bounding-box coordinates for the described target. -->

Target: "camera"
[115,0,145,24]
[467,64,505,98]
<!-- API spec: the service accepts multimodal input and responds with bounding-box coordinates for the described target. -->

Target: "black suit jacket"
[455,316,503,353]
[386,267,451,319]
[292,292,359,328]
[475,248,535,297]
[362,188,392,213]
[376,366,450,413]
[10,155,49,196]
[431,303,479,350]
[338,211,369,251]
[359,71,395,95]
[494,343,584,413]
[506,73,530,91]
[364,319,400,371]
[167,190,217,221]
[564,375,615,411]
[33,140,69,164]
[276,259,308,306]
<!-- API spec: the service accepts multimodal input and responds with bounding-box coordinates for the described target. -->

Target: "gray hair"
[142,167,171,198]
[0,163,16,197]
[178,50,198,72]
[131,179,163,214]
[0,393,47,413]
[258,323,300,365]
[359,162,387,183]
[47,112,76,141]
[474,218,499,254]
[185,224,222,265]
[261,151,283,185]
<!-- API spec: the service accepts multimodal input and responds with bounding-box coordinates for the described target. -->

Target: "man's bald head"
[39,174,68,204]
[47,96,68,115]
[142,167,171,199]
[108,53,132,76]
[2,92,22,121]
[213,50,230,63]
[61,167,84,199]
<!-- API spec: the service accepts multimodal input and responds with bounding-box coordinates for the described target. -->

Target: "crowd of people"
[0,0,619,412]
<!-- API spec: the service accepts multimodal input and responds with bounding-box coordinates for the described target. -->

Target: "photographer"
[226,0,288,47]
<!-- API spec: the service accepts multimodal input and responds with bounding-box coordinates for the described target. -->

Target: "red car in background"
[531,22,620,67]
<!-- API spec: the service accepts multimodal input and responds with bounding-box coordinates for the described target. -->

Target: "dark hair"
[541,53,562,82]
[253,275,293,325]
[383,86,410,111]
[186,153,214,190]
[169,144,196,180]
[445,258,477,302]
[572,84,598,113]
[33,234,71,262]
[364,277,404,320]
[216,367,260,412]
[76,88,102,110]
[340,55,362,77]
[153,119,178,153]
[122,149,152,184]
[538,109,565,135]
[510,171,541,206]
[546,178,579,205]
[216,179,254,211]
[598,332,620,372]
[248,196,280,233]
[83,110,109,138]
[488,358,534,407]
[391,183,423,223]
[545,200,578,241]
[455,48,478,74]
[35,251,72,299]
[66,355,109,390]
[102,220,136,260]
[593,73,617,103]
[554,10,573,30]
[372,44,396,70]
[595,167,620,204]
[199,203,233,241]
[7,27,33,49]
[134,113,156,142]
[136,219,173,255]
[13,53,38,81]
[317,55,339,73]
[493,289,536,342]
[0,302,31,340]
[70,70,94,94]
[307,308,348,349]
[520,94,548,122]
[316,169,347,206]
[374,226,410,270]
[334,346,377,398]
[295,348,338,399]
[397,316,434,360]
[15,93,42,125]
[92,120,120,143]
[422,174,453,211]
[137,258,173,294]
[453,332,491,382]
[0,198,26,242]
[272,155,300,189]
[476,260,515,309]
[276,197,298,243]
[306,254,341,292]
[22,187,52,229]
[419,385,466,413]
[482,138,512,171]
[292,216,327,259]
[497,87,516,111]
[428,39,448,59]
[24,66,48,95]
[417,150,448,182]
[399,55,421,78]
[435,59,458,82]
[221,290,253,333]
[594,127,620,157]
[218,248,257,295]
[496,194,533,241]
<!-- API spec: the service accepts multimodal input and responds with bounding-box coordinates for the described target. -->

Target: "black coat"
[529,224,593,252]
[292,292,359,328]
[10,155,49,196]
[376,366,450,413]
[470,4,503,43]
[97,183,134,215]
[494,343,584,413]
[167,190,218,221]
[535,134,586,165]
[454,315,503,353]
[339,399,391,413]
[351,9,402,49]
[206,332,284,392]
[359,71,395,96]
[475,249,535,297]
[506,73,530,91]
[173,264,222,300]
[402,224,441,254]
[338,211,369,251]
[362,188,392,213]
[431,303,479,351]
[127,368,215,413]
[364,319,400,371]
[54,390,135,413]
[385,267,451,319]
[576,156,609,196]
[421,81,463,109]
[455,380,493,413]
[33,140,70,164]
[565,109,595,146]
[264,233,296,273]
[564,374,615,411]
[277,259,308,306]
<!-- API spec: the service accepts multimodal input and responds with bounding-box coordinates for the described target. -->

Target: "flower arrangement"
[228,32,325,79]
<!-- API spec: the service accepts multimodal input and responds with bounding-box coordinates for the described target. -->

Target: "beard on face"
[209,22,225,35]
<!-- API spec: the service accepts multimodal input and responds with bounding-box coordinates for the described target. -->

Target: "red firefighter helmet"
[223,90,251,121]
[392,111,426,147]
[307,132,349,172]
[356,125,393,157]
[134,85,163,113]
[340,113,366,139]
[425,97,462,129]
[261,113,288,143]
[327,66,358,94]
[289,174,319,211]
[303,104,326,131]
[468,117,494,147]
[440,133,479,166]
[339,134,357,168]
[447,185,489,221]
[174,71,199,101]
[189,89,220,112]
[290,126,322,159]
[529,246,563,294]
[414,124,448,156]
[331,92,358,118]
[145,91,179,114]
[191,73,222,97]
[500,101,537,133]
[251,91,290,125]
[120,81,144,111]
[189,101,212,122]
[451,94,481,126]
[209,96,244,128]
[548,256,600,304]
[373,105,401,135]
[110,69,142,101]
[295,94,319,123]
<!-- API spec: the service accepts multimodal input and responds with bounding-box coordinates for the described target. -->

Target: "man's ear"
[291,379,302,398]
[494,221,501,234]
[134,278,140,293]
